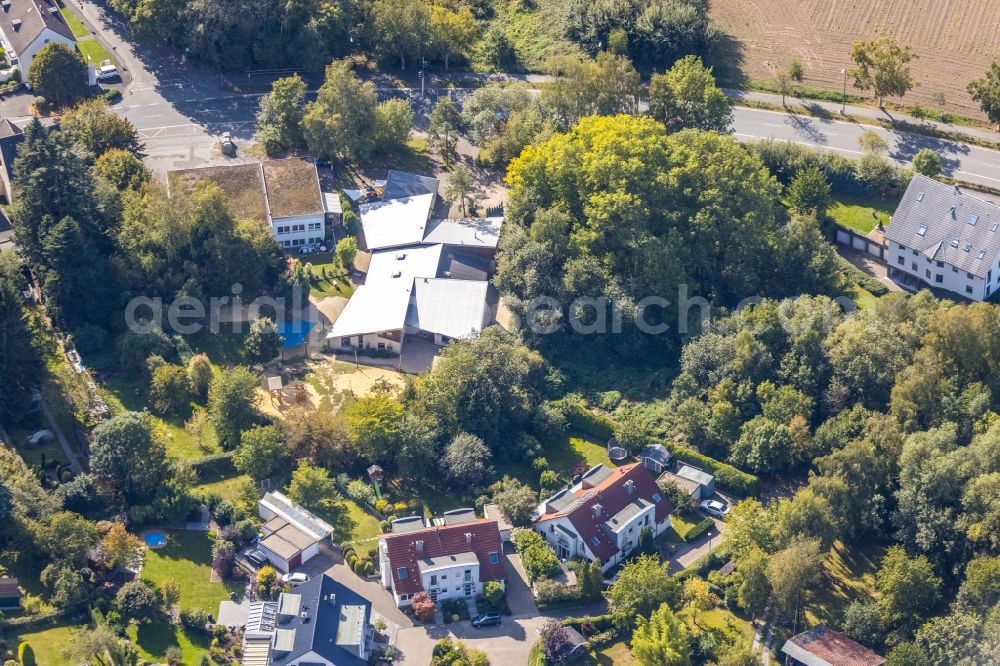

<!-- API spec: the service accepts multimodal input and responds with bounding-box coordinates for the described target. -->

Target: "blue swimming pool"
[278,320,316,349]
[144,530,167,548]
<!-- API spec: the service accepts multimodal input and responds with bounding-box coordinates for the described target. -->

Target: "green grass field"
[59,6,90,38]
[76,38,112,67]
[140,530,243,613]
[9,622,80,665]
[828,194,897,234]
[193,469,252,503]
[805,540,885,626]
[127,621,211,665]
[304,251,355,299]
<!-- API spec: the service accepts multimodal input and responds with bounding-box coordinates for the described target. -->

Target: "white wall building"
[257,491,334,573]
[0,0,75,83]
[533,463,674,572]
[886,174,1000,301]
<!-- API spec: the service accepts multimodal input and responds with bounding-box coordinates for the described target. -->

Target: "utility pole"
[841,68,848,114]
[420,57,426,99]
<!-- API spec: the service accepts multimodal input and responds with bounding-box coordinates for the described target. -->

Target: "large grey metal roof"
[885,174,1000,279]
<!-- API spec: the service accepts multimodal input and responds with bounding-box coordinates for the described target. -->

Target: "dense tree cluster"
[496,114,843,359]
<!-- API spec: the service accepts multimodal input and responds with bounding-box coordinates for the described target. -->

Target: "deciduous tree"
[648,55,732,133]
[27,42,87,107]
[631,603,691,666]
[256,74,308,155]
[208,366,260,451]
[968,61,1000,129]
[234,425,288,481]
[849,36,918,107]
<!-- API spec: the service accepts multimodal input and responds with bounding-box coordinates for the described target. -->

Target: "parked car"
[96,63,119,81]
[245,550,269,568]
[700,499,730,518]
[281,572,309,586]
[25,430,54,446]
[471,612,502,628]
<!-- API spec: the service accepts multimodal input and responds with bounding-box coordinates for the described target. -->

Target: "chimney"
[592,504,603,519]
[415,540,424,553]
[625,480,635,495]
[465,532,472,545]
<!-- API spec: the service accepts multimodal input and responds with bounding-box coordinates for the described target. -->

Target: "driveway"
[395,615,549,664]
[663,512,726,574]
[501,543,539,617]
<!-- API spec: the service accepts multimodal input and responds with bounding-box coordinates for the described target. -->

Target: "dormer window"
[965,243,972,252]
[951,239,960,248]
[979,249,987,260]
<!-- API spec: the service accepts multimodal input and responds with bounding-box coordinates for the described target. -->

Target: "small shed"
[0,577,21,609]
[658,471,701,500]
[557,626,588,662]
[676,464,715,499]
[638,444,672,474]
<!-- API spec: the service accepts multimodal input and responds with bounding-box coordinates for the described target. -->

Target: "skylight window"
[916,192,925,202]
[398,567,409,580]
[969,215,980,226]
[965,243,973,252]
[979,249,988,259]
[917,225,927,236]
[652,492,663,503]
[951,239,960,248]
[591,536,601,547]
[488,552,500,565]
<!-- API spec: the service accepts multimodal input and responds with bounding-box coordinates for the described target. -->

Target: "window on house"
[951,239,960,248]
[969,215,980,226]
[953,266,959,273]
[936,261,944,268]
[925,269,931,279]
[398,567,408,580]
[980,250,988,260]
[968,272,976,279]
[430,575,437,586]
[591,537,600,547]
[488,552,500,565]
[916,193,924,202]
[911,262,918,270]
[897,256,905,266]
[935,274,943,284]
[652,492,662,503]
[966,285,974,294]
[899,244,907,251]
[912,249,919,256]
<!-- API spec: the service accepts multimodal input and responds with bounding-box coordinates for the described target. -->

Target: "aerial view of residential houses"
[2,0,1000,664]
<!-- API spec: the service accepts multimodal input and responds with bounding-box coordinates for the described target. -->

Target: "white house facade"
[533,463,674,572]
[886,174,1000,301]
[0,0,76,83]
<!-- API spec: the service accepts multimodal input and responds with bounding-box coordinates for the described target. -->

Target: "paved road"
[732,105,1000,190]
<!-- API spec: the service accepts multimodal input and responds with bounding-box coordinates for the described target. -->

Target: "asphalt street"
[3,0,999,183]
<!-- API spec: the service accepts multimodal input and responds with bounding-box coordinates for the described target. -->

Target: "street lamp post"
[841,68,847,114]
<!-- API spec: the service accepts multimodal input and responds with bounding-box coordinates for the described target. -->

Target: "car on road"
[245,550,269,568]
[700,499,730,518]
[25,430,54,446]
[471,612,502,628]
[281,572,309,586]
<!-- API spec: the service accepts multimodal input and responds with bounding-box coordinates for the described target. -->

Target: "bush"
[412,591,436,622]
[165,646,183,665]
[837,254,890,297]
[190,452,236,478]
[346,479,377,506]
[17,642,35,666]
[560,396,614,440]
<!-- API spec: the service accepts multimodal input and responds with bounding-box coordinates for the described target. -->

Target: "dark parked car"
[471,612,502,628]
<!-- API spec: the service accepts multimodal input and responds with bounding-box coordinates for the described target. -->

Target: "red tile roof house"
[532,463,674,572]
[377,508,506,607]
[781,625,886,666]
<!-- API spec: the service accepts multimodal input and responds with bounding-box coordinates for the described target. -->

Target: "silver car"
[700,499,730,518]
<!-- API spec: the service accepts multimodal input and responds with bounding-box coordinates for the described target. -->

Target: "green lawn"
[193,470,252,503]
[6,410,68,468]
[828,194,897,234]
[59,6,90,38]
[76,38,112,67]
[670,511,713,541]
[342,499,382,548]
[545,431,612,477]
[805,540,885,626]
[140,530,243,613]
[9,622,81,665]
[127,621,210,665]
[304,251,355,299]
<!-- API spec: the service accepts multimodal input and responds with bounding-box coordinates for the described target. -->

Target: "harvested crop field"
[711,0,1000,119]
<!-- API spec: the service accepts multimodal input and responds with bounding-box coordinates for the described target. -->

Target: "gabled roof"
[0,0,75,55]
[359,193,434,250]
[536,463,673,562]
[269,574,371,666]
[406,278,489,340]
[885,174,1000,278]
[380,519,506,596]
[383,170,439,201]
[781,625,885,666]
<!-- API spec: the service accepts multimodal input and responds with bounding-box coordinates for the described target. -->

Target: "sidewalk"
[725,88,1000,146]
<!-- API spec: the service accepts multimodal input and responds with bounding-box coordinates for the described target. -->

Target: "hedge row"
[558,397,614,441]
[558,397,760,496]
[837,255,889,297]
[0,607,85,629]
[661,441,759,497]
[190,452,236,478]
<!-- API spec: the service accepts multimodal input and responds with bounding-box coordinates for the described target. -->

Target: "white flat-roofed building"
[257,492,334,573]
[358,193,435,250]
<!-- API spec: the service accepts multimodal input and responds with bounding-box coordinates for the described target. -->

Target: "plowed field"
[711,0,1000,119]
